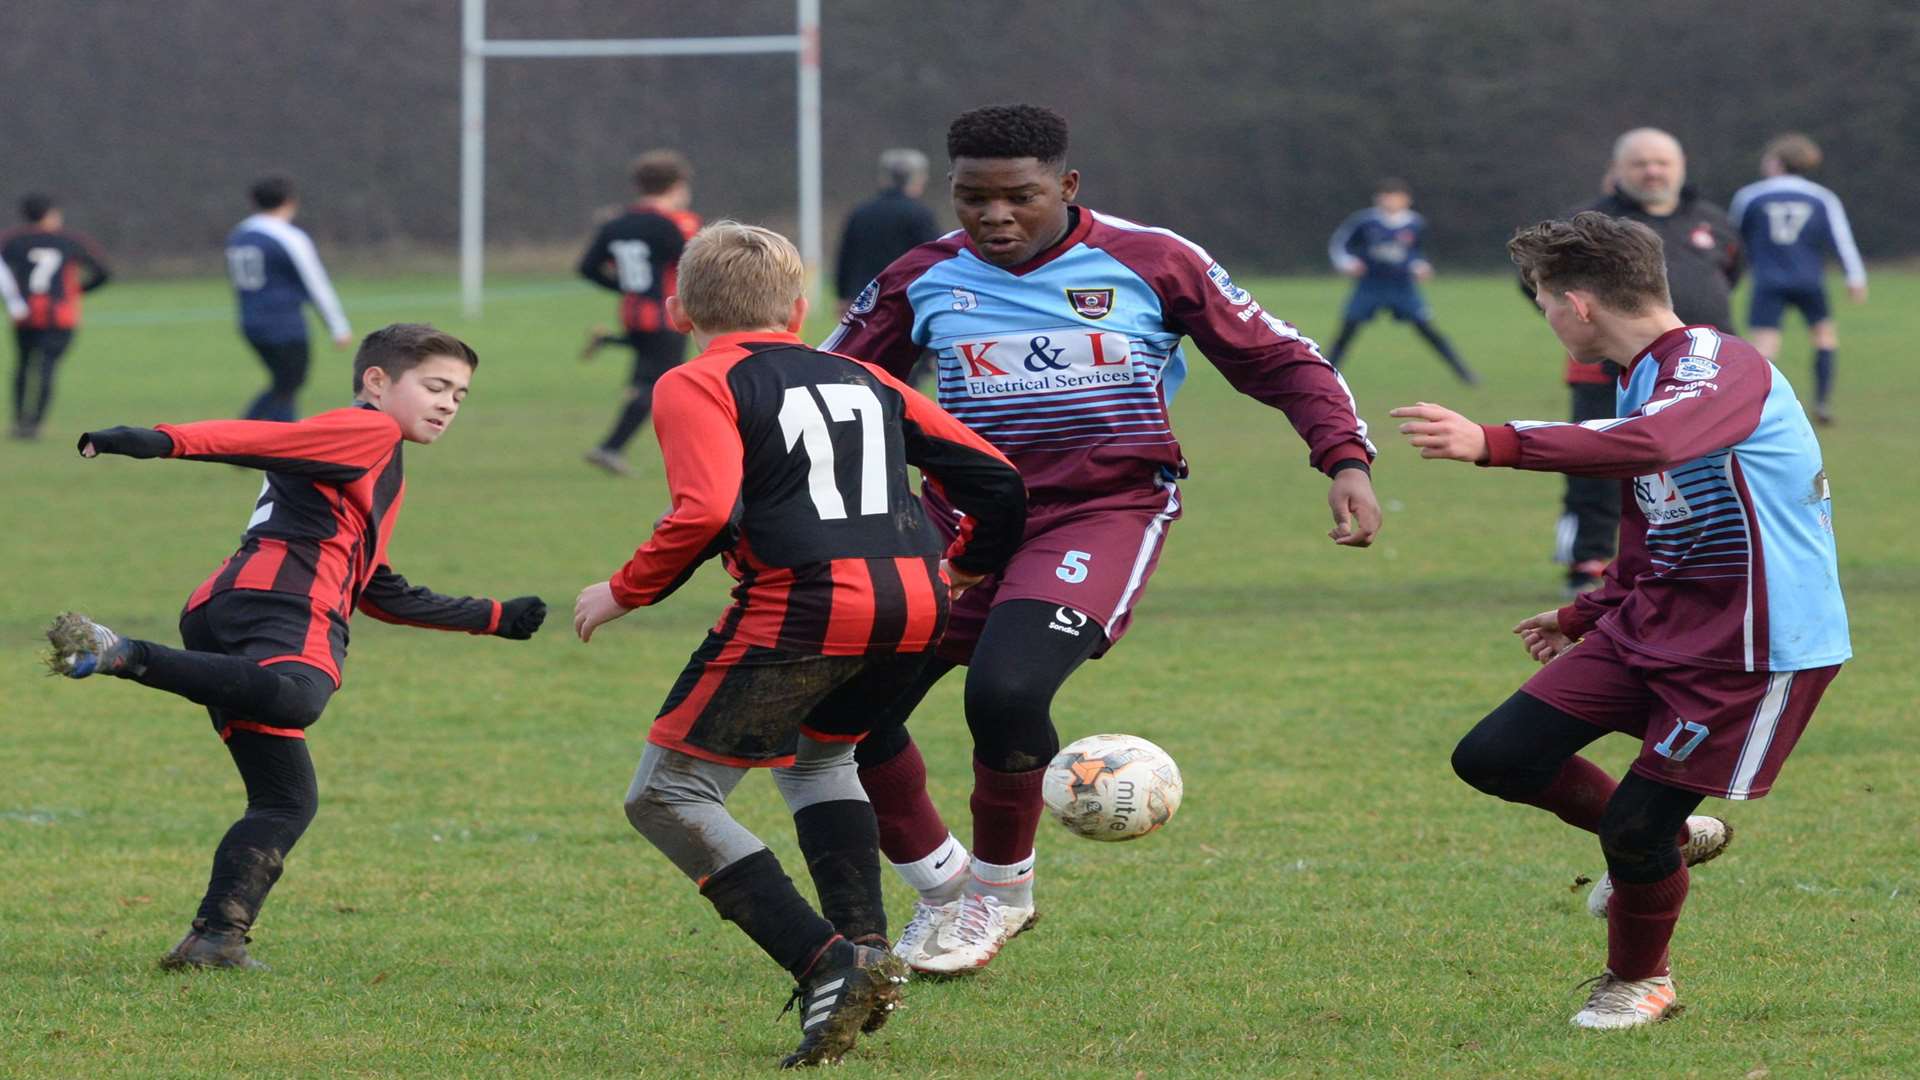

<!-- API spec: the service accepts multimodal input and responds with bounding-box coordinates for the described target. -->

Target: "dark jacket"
[834,188,939,301]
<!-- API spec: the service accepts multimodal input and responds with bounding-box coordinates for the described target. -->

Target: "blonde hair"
[675,221,806,333]
[1764,133,1823,175]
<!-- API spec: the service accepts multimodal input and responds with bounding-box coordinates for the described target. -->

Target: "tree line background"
[5,0,1915,277]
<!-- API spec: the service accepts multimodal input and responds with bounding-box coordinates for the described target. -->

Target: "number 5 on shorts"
[1056,550,1091,584]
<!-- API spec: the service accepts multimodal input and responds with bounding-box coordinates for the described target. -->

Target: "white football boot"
[908,893,1036,975]
[1571,970,1679,1029]
[891,899,947,969]
[1587,816,1733,917]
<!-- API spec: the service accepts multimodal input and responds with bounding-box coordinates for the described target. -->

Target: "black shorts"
[622,330,686,387]
[649,631,933,768]
[180,590,339,737]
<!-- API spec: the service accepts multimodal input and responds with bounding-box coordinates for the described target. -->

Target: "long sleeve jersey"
[1,227,111,330]
[1327,208,1429,281]
[608,330,1027,655]
[226,214,350,344]
[1728,175,1867,292]
[1480,326,1849,673]
[89,405,501,682]
[822,207,1373,500]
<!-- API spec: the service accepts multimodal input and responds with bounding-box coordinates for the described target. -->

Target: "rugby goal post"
[459,0,823,315]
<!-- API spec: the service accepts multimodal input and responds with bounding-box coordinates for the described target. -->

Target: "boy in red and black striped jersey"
[571,223,1024,1067]
[46,324,547,971]
[3,193,111,439]
[577,150,702,476]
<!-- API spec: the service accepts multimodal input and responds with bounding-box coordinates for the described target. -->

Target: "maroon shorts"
[926,480,1182,663]
[1522,628,1840,800]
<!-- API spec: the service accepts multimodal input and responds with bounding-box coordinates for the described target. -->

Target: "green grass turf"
[2,268,1915,1078]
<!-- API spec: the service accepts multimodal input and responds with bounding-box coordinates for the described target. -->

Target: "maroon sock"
[1606,865,1690,980]
[857,739,950,864]
[969,758,1046,866]
[1524,755,1618,833]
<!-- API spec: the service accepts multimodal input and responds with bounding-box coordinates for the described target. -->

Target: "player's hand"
[1391,403,1487,462]
[1513,609,1575,664]
[78,437,98,458]
[1339,259,1366,279]
[332,332,354,349]
[1849,284,1869,304]
[940,558,986,599]
[495,596,548,640]
[1327,467,1381,547]
[1412,261,1435,282]
[573,581,632,643]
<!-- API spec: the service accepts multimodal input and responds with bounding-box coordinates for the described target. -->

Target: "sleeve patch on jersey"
[1205,263,1252,306]
[849,278,880,315]
[1675,357,1721,382]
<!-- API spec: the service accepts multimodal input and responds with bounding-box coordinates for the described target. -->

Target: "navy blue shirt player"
[226,177,351,421]
[1727,133,1866,424]
[1325,179,1477,384]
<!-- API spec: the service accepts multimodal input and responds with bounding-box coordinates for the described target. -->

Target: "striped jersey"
[1,227,111,330]
[1481,326,1849,672]
[608,331,1026,655]
[148,406,501,683]
[1727,175,1866,292]
[822,207,1373,498]
[226,213,350,344]
[1327,207,1429,281]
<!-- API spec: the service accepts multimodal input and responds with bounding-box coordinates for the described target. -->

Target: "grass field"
[3,267,1915,1078]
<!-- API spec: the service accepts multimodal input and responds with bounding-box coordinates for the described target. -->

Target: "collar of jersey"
[1624,324,1713,382]
[704,329,804,352]
[963,205,1094,277]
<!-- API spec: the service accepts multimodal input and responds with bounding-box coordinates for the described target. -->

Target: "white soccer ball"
[1042,733,1183,841]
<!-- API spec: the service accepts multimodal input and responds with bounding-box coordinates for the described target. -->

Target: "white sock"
[890,833,969,901]
[967,851,1036,908]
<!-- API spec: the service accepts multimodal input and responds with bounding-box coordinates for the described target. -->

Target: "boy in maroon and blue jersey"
[822,104,1380,974]
[3,193,111,438]
[1393,212,1848,1029]
[46,324,547,971]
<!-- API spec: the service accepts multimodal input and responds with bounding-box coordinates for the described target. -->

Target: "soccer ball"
[1042,734,1183,841]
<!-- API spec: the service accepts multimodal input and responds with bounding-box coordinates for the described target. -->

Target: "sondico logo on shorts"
[951,328,1134,398]
[1634,471,1693,524]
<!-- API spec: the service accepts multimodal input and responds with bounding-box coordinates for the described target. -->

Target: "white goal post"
[459,0,823,315]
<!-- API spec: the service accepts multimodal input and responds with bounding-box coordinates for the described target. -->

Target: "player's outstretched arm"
[81,410,403,480]
[360,565,545,639]
[578,372,745,642]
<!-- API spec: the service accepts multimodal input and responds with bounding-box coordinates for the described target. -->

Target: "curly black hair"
[947,104,1069,166]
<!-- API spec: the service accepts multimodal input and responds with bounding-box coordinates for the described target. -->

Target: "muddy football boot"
[779,945,908,1068]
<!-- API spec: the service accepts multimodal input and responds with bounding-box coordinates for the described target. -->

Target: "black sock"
[601,387,655,452]
[1327,320,1360,368]
[700,848,842,979]
[793,800,887,943]
[196,730,319,933]
[117,641,330,729]
[1413,320,1476,382]
[1813,348,1835,406]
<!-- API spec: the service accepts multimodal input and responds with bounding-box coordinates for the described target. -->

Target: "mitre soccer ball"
[1042,734,1183,841]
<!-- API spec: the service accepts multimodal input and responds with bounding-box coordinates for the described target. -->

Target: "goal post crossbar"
[460,0,822,315]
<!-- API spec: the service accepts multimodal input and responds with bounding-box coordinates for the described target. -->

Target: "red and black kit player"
[3,193,110,439]
[577,150,702,475]
[46,324,548,971]
[572,224,1025,1067]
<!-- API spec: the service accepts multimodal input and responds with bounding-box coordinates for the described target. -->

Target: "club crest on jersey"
[1689,224,1716,250]
[950,329,1134,398]
[1205,262,1251,305]
[1674,356,1721,382]
[848,278,880,315]
[1065,287,1115,320]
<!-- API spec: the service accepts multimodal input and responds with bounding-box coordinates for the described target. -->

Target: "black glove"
[79,426,174,459]
[495,596,547,640]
